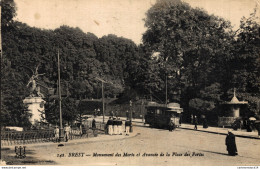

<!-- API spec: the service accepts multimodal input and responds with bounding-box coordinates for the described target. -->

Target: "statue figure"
[26,65,45,97]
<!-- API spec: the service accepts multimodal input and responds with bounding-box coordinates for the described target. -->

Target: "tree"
[228,8,260,114]
[1,0,16,29]
[142,0,234,105]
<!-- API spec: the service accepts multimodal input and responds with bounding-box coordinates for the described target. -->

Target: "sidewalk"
[179,123,260,139]
[88,116,260,139]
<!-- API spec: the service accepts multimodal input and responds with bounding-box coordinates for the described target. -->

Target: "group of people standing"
[54,124,71,142]
[106,117,132,136]
[191,115,208,130]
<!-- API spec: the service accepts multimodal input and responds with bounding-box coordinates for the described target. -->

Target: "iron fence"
[1,121,105,146]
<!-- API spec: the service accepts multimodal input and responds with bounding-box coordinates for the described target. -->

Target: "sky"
[14,0,259,44]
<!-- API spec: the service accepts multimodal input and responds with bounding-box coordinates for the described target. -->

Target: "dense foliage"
[1,0,259,126]
[141,0,260,122]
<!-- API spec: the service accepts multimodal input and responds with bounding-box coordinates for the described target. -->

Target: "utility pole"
[58,50,64,141]
[129,100,133,132]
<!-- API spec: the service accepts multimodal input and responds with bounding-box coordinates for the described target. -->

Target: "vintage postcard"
[0,0,260,167]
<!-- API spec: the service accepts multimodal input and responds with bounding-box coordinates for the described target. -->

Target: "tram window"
[156,109,161,115]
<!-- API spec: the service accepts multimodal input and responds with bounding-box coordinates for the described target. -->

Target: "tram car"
[145,102,183,129]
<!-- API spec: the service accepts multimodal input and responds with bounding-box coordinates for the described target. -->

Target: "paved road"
[23,125,260,166]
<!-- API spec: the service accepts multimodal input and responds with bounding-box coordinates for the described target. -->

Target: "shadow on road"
[136,124,182,132]
[197,149,229,156]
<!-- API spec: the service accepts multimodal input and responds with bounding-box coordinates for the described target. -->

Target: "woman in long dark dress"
[203,118,208,128]
[92,118,96,129]
[225,130,238,156]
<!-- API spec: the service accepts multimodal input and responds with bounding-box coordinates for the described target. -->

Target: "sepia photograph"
[0,0,260,167]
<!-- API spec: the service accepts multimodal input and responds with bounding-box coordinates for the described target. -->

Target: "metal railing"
[84,120,106,131]
[1,121,105,146]
[1,129,54,146]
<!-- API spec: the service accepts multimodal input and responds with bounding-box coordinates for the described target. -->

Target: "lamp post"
[129,100,133,132]
[141,99,144,122]
[58,50,64,141]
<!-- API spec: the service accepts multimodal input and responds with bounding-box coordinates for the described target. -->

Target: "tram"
[145,102,183,129]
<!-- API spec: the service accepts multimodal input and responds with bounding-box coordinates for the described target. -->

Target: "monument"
[23,65,46,125]
[224,89,248,118]
[218,89,248,127]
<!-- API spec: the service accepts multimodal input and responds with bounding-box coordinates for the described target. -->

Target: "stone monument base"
[23,97,46,125]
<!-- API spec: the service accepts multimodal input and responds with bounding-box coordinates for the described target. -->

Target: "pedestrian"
[118,118,123,135]
[82,125,86,135]
[109,111,113,117]
[179,115,182,126]
[255,121,260,137]
[126,110,129,120]
[64,124,71,142]
[107,117,113,135]
[168,120,175,132]
[225,130,238,156]
[130,120,133,133]
[246,120,252,132]
[125,119,131,136]
[79,125,83,136]
[113,118,117,135]
[194,115,198,130]
[54,126,59,142]
[92,118,96,129]
[115,117,120,135]
[94,109,97,118]
[203,117,208,129]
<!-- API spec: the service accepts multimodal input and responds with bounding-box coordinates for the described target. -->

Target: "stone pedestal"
[23,97,46,125]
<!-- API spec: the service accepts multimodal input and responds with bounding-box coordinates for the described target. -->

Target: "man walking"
[107,117,113,135]
[194,115,198,130]
[64,124,71,142]
[54,126,59,142]
[115,117,120,135]
[118,118,123,135]
[125,119,131,136]
[113,118,117,135]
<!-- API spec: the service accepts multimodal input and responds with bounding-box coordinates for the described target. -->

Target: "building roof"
[224,89,248,105]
